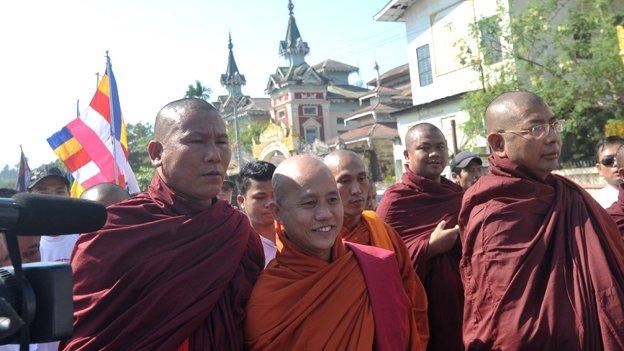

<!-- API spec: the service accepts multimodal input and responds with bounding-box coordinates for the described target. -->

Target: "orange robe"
[335,210,429,349]
[245,222,423,350]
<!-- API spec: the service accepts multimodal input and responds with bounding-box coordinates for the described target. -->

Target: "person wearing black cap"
[450,151,483,191]
[27,165,70,196]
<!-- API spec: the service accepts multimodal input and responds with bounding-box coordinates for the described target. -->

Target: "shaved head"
[154,98,219,142]
[616,145,624,170]
[324,150,363,173]
[272,155,343,261]
[80,183,131,207]
[485,91,547,133]
[405,123,445,148]
[273,155,334,206]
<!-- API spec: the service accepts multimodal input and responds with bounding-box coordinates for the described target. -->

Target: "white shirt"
[592,184,619,209]
[260,235,277,268]
[39,235,78,263]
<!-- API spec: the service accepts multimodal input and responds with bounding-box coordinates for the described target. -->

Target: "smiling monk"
[377,123,464,351]
[245,155,423,351]
[63,98,264,351]
[460,91,624,350]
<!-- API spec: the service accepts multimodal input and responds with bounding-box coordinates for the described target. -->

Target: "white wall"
[403,0,505,106]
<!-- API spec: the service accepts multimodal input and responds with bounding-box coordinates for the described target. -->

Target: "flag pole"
[105,50,120,185]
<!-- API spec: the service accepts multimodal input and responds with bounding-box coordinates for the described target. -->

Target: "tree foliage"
[184,80,212,101]
[459,0,624,161]
[126,122,155,191]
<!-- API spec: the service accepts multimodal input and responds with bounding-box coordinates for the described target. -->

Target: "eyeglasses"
[600,154,616,167]
[498,120,566,139]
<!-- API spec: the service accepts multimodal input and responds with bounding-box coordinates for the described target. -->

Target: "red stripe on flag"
[82,173,110,190]
[64,148,91,172]
[90,89,111,123]
[66,118,116,183]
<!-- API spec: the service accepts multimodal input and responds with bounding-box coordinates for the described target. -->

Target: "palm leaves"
[184,80,212,100]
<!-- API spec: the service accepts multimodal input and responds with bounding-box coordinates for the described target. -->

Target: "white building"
[375,0,508,178]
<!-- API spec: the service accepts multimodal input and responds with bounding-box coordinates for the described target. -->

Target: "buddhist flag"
[15,146,31,192]
[47,53,139,197]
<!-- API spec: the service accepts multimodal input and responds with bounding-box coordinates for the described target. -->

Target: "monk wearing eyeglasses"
[460,91,624,350]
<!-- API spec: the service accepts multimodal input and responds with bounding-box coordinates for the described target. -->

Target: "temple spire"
[279,0,309,67]
[220,32,246,98]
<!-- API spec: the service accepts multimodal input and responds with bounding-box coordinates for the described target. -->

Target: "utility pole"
[233,99,242,172]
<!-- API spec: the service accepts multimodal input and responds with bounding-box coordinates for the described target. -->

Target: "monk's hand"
[426,220,460,259]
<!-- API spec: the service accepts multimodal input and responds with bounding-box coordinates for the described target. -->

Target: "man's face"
[404,130,449,181]
[0,235,40,266]
[217,185,233,204]
[274,170,343,259]
[239,180,275,228]
[596,143,622,186]
[155,109,231,204]
[30,177,69,196]
[453,160,483,190]
[332,157,369,220]
[501,103,561,179]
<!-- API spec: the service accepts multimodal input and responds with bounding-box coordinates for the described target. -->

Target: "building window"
[416,44,433,87]
[478,17,502,65]
[305,127,318,144]
[303,106,318,116]
[337,118,345,125]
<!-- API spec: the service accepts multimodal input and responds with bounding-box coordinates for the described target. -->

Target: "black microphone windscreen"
[11,193,107,235]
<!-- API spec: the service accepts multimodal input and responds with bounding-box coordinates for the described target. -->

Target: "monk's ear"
[618,167,624,179]
[237,194,245,209]
[487,132,506,157]
[403,149,409,161]
[147,140,164,167]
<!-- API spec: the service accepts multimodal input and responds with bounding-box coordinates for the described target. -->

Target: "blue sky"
[0,0,407,168]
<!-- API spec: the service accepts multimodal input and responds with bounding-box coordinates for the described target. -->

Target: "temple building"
[253,0,369,162]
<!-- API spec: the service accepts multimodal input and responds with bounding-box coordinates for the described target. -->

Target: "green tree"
[459,0,624,161]
[127,122,155,191]
[184,80,212,100]
[0,164,18,189]
[227,121,268,154]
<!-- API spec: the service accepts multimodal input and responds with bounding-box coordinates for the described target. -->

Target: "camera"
[0,193,107,349]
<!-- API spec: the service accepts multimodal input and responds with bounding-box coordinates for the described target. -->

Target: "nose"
[349,182,362,196]
[203,142,223,163]
[314,204,333,222]
[543,124,560,144]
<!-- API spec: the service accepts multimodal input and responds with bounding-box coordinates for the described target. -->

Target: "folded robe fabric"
[335,210,429,349]
[377,167,464,351]
[459,154,624,351]
[245,222,418,350]
[62,174,264,351]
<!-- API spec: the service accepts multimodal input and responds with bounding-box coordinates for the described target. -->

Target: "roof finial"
[374,61,381,90]
[288,0,294,16]
[228,31,233,51]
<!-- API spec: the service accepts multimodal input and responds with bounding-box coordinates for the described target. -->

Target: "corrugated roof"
[313,59,359,73]
[332,123,398,143]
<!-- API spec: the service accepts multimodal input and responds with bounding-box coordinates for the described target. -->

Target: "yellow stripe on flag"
[98,74,111,97]
[70,180,85,198]
[54,137,83,161]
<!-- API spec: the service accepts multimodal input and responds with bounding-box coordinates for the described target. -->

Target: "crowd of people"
[1,90,624,350]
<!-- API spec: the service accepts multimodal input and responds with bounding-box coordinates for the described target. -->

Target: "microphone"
[0,193,107,235]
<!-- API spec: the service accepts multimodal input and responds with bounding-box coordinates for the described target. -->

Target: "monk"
[460,91,624,350]
[377,123,464,351]
[606,145,624,236]
[324,149,429,348]
[245,155,423,351]
[80,182,131,207]
[63,98,264,351]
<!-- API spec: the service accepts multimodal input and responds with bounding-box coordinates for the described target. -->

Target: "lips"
[349,198,365,205]
[312,225,335,233]
[542,152,559,159]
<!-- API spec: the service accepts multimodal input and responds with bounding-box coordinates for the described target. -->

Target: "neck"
[343,214,361,232]
[253,222,276,243]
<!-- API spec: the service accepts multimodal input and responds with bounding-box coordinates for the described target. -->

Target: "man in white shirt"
[593,136,624,208]
[237,161,276,267]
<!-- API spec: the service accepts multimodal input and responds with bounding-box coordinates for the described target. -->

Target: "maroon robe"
[606,184,624,237]
[62,174,264,351]
[459,154,624,350]
[377,166,464,351]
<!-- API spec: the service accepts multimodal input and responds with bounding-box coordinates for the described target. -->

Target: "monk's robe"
[459,154,624,351]
[62,174,264,351]
[606,184,624,237]
[335,210,429,349]
[245,222,422,351]
[377,166,464,351]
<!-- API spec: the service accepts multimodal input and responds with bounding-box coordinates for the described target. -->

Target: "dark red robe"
[62,174,264,351]
[606,184,624,237]
[377,166,464,351]
[460,154,624,350]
